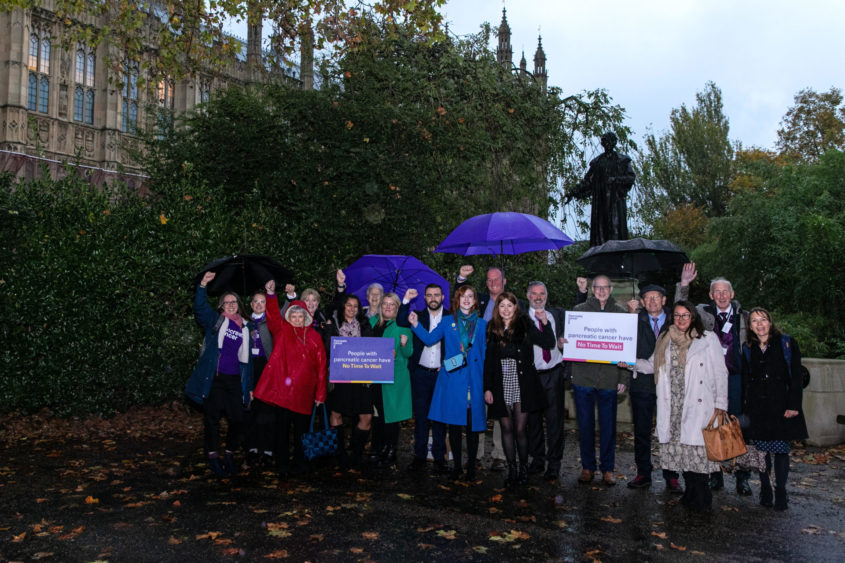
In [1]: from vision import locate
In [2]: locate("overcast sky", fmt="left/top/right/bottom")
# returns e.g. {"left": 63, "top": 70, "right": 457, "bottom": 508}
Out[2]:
{"left": 443, "top": 0, "right": 844, "bottom": 151}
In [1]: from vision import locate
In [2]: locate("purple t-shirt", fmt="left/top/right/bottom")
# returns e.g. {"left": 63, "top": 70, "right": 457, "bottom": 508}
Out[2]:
{"left": 218, "top": 320, "right": 244, "bottom": 375}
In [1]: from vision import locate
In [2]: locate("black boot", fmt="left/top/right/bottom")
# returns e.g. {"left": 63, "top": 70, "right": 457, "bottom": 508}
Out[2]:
{"left": 350, "top": 427, "right": 369, "bottom": 466}
{"left": 334, "top": 425, "right": 348, "bottom": 467}
{"left": 377, "top": 446, "right": 397, "bottom": 468}
{"left": 774, "top": 453, "right": 789, "bottom": 511}
{"left": 208, "top": 455, "right": 225, "bottom": 478}
{"left": 680, "top": 472, "right": 693, "bottom": 506}
{"left": 709, "top": 470, "right": 724, "bottom": 490}
{"left": 697, "top": 473, "right": 713, "bottom": 511}
{"left": 518, "top": 464, "right": 528, "bottom": 486}
{"left": 759, "top": 471, "right": 773, "bottom": 507}
{"left": 222, "top": 451, "right": 238, "bottom": 476}
{"left": 735, "top": 469, "right": 752, "bottom": 496}
{"left": 505, "top": 461, "right": 518, "bottom": 489}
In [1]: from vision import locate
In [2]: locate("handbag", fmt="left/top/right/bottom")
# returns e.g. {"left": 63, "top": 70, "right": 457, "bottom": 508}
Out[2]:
{"left": 702, "top": 411, "right": 747, "bottom": 462}
{"left": 723, "top": 443, "right": 767, "bottom": 473}
{"left": 301, "top": 403, "right": 338, "bottom": 461}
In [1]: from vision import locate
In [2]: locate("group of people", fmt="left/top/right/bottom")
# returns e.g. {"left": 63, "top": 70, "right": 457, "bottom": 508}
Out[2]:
{"left": 185, "top": 261, "right": 808, "bottom": 512}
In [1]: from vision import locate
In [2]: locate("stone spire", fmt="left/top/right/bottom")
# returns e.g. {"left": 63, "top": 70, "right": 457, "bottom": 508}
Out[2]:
{"left": 519, "top": 51, "right": 527, "bottom": 74}
{"left": 246, "top": 0, "right": 263, "bottom": 79}
{"left": 496, "top": 8, "right": 512, "bottom": 69}
{"left": 533, "top": 35, "right": 547, "bottom": 89}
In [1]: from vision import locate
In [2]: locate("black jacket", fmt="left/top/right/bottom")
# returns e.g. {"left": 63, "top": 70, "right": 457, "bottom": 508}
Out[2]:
{"left": 397, "top": 302, "right": 450, "bottom": 371}
{"left": 484, "top": 314, "right": 555, "bottom": 417}
{"left": 741, "top": 336, "right": 808, "bottom": 442}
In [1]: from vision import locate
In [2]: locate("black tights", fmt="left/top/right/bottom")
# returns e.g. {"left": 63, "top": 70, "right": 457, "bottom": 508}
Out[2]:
{"left": 448, "top": 409, "right": 480, "bottom": 469}
{"left": 499, "top": 402, "right": 528, "bottom": 465}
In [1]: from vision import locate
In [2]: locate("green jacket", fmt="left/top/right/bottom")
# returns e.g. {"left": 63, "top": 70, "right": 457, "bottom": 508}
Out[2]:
{"left": 370, "top": 317, "right": 413, "bottom": 424}
{"left": 571, "top": 295, "right": 631, "bottom": 390}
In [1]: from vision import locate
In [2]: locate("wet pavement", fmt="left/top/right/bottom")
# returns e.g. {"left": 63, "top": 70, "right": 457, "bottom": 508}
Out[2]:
{"left": 1, "top": 407, "right": 844, "bottom": 562}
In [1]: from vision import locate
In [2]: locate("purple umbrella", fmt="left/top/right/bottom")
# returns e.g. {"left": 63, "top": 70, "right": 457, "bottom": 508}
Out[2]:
{"left": 434, "top": 212, "right": 574, "bottom": 256}
{"left": 343, "top": 255, "right": 450, "bottom": 309}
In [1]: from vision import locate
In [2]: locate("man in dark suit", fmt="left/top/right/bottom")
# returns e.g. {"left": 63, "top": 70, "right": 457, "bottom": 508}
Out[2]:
{"left": 625, "top": 284, "right": 681, "bottom": 492}
{"left": 524, "top": 281, "right": 568, "bottom": 481}
{"left": 397, "top": 284, "right": 449, "bottom": 473}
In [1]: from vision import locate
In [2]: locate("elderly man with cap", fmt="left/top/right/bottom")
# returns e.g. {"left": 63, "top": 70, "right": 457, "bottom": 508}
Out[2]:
{"left": 625, "top": 284, "right": 682, "bottom": 492}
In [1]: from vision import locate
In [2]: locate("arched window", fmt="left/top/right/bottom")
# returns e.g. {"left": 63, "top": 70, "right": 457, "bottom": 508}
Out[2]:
{"left": 122, "top": 60, "right": 139, "bottom": 133}
{"left": 74, "top": 44, "right": 96, "bottom": 124}
{"left": 27, "top": 28, "right": 51, "bottom": 114}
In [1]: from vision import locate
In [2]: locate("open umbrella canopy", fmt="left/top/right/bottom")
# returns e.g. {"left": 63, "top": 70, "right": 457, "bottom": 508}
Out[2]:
{"left": 343, "top": 255, "right": 450, "bottom": 309}
{"left": 194, "top": 254, "right": 294, "bottom": 297}
{"left": 576, "top": 238, "right": 688, "bottom": 278}
{"left": 435, "top": 212, "right": 574, "bottom": 256}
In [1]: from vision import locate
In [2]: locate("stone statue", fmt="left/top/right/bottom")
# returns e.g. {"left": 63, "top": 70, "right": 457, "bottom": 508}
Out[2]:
{"left": 566, "top": 132, "right": 635, "bottom": 247}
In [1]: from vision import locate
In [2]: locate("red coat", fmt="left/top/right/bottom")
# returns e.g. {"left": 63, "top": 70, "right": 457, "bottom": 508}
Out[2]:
{"left": 254, "top": 296, "right": 327, "bottom": 415}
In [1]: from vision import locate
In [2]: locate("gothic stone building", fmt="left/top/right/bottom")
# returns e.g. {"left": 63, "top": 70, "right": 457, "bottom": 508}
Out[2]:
{"left": 0, "top": 1, "right": 277, "bottom": 187}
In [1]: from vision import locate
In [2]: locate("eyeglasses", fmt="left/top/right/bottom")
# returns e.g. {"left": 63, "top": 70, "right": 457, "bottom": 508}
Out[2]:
{"left": 592, "top": 285, "right": 611, "bottom": 291}
{"left": 673, "top": 313, "right": 691, "bottom": 320}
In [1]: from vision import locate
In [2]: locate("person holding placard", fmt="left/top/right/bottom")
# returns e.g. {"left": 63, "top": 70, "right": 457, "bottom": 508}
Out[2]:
{"left": 484, "top": 292, "right": 556, "bottom": 488}
{"left": 570, "top": 275, "right": 629, "bottom": 486}
{"left": 409, "top": 285, "right": 488, "bottom": 481}
{"left": 325, "top": 286, "right": 376, "bottom": 466}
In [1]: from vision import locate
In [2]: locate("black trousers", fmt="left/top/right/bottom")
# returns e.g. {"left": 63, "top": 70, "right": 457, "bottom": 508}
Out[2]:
{"left": 274, "top": 406, "right": 309, "bottom": 469}
{"left": 629, "top": 388, "right": 679, "bottom": 481}
{"left": 527, "top": 364, "right": 566, "bottom": 472}
{"left": 203, "top": 372, "right": 244, "bottom": 454}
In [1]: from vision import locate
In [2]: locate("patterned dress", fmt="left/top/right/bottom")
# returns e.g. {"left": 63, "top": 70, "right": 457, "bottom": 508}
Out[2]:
{"left": 659, "top": 343, "right": 720, "bottom": 473}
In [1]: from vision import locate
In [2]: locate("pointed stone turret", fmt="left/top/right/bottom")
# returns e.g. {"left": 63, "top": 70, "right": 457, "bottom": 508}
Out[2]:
{"left": 246, "top": 0, "right": 263, "bottom": 80}
{"left": 496, "top": 8, "right": 512, "bottom": 69}
{"left": 519, "top": 51, "right": 527, "bottom": 74}
{"left": 533, "top": 35, "right": 547, "bottom": 90}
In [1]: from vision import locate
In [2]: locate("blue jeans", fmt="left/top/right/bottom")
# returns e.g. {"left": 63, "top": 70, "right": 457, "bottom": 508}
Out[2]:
{"left": 411, "top": 366, "right": 447, "bottom": 461}
{"left": 573, "top": 384, "right": 617, "bottom": 473}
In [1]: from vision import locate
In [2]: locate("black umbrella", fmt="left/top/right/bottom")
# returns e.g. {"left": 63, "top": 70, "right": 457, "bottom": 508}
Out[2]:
{"left": 576, "top": 238, "right": 688, "bottom": 278}
{"left": 194, "top": 254, "right": 294, "bottom": 297}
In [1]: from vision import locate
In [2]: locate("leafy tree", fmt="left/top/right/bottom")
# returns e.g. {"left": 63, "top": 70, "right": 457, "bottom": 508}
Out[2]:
{"left": 0, "top": 0, "right": 445, "bottom": 82}
{"left": 144, "top": 20, "right": 629, "bottom": 284}
{"left": 776, "top": 87, "right": 845, "bottom": 162}
{"left": 633, "top": 81, "right": 734, "bottom": 230}
{"left": 693, "top": 150, "right": 845, "bottom": 357}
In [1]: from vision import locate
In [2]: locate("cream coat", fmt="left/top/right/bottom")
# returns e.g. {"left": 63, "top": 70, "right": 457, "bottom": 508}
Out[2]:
{"left": 635, "top": 331, "right": 727, "bottom": 446}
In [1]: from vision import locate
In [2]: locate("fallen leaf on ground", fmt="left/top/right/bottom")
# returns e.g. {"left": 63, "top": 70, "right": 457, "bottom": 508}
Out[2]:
{"left": 12, "top": 532, "right": 26, "bottom": 543}
{"left": 362, "top": 531, "right": 379, "bottom": 540}
{"left": 651, "top": 531, "right": 667, "bottom": 539}
{"left": 670, "top": 543, "right": 687, "bottom": 551}
{"left": 84, "top": 496, "right": 99, "bottom": 504}
{"left": 396, "top": 493, "right": 413, "bottom": 500}
{"left": 196, "top": 531, "right": 222, "bottom": 540}
{"left": 264, "top": 550, "right": 289, "bottom": 558}
{"left": 802, "top": 526, "right": 821, "bottom": 535}
{"left": 417, "top": 543, "right": 434, "bottom": 549}
{"left": 168, "top": 537, "right": 182, "bottom": 545}
{"left": 555, "top": 520, "right": 568, "bottom": 528}
{"left": 473, "top": 546, "right": 489, "bottom": 554}
{"left": 490, "top": 494, "right": 503, "bottom": 503}
{"left": 349, "top": 547, "right": 364, "bottom": 554}
{"left": 436, "top": 529, "right": 457, "bottom": 540}
{"left": 720, "top": 506, "right": 739, "bottom": 512}
{"left": 601, "top": 515, "right": 622, "bottom": 524}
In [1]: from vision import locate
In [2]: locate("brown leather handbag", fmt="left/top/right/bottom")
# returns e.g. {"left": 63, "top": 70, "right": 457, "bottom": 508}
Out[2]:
{"left": 702, "top": 411, "right": 747, "bottom": 461}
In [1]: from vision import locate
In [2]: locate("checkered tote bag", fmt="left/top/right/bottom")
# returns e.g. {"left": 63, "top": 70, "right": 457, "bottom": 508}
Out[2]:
{"left": 301, "top": 403, "right": 338, "bottom": 461}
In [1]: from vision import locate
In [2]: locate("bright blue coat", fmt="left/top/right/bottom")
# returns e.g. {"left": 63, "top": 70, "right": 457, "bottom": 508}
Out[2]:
{"left": 411, "top": 315, "right": 487, "bottom": 431}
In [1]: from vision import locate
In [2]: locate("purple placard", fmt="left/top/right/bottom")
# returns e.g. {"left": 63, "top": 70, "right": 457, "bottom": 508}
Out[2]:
{"left": 329, "top": 336, "right": 395, "bottom": 384}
